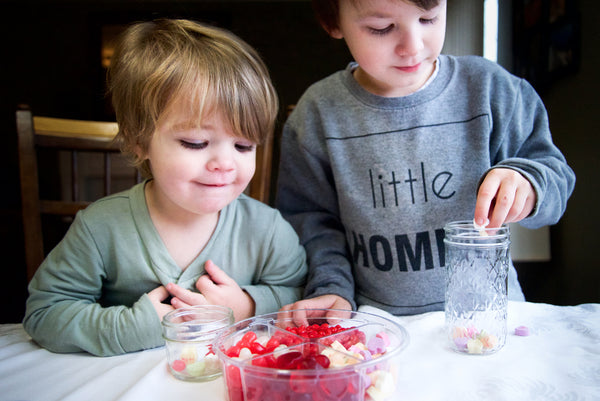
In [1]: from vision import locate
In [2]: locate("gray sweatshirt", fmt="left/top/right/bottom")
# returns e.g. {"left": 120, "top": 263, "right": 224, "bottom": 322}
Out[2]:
{"left": 276, "top": 55, "right": 575, "bottom": 315}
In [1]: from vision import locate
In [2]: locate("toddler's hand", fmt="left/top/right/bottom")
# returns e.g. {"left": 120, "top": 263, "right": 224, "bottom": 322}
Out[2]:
{"left": 147, "top": 285, "right": 175, "bottom": 321}
{"left": 166, "top": 260, "right": 255, "bottom": 322}
{"left": 474, "top": 168, "right": 536, "bottom": 228}
{"left": 279, "top": 294, "right": 352, "bottom": 326}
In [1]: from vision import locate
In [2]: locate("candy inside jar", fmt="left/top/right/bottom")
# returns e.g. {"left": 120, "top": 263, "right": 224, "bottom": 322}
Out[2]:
{"left": 162, "top": 305, "right": 234, "bottom": 381}
{"left": 214, "top": 309, "right": 409, "bottom": 401}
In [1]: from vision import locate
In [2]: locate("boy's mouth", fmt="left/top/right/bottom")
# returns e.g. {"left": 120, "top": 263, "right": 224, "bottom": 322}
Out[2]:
{"left": 395, "top": 63, "right": 421, "bottom": 73}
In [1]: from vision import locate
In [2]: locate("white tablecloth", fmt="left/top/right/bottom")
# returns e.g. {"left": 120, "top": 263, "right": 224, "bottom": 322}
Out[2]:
{"left": 1, "top": 301, "right": 599, "bottom": 401}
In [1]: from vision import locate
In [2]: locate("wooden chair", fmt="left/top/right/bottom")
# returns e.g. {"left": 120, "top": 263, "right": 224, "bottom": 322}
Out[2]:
{"left": 16, "top": 107, "right": 275, "bottom": 281}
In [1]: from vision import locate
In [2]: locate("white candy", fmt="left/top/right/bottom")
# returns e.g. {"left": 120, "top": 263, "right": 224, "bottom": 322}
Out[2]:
{"left": 238, "top": 347, "right": 253, "bottom": 360}
{"left": 473, "top": 218, "right": 489, "bottom": 236}
{"left": 366, "top": 370, "right": 396, "bottom": 401}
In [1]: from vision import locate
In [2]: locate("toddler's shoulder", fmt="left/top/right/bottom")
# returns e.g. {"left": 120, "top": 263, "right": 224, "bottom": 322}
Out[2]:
{"left": 231, "top": 194, "right": 284, "bottom": 225}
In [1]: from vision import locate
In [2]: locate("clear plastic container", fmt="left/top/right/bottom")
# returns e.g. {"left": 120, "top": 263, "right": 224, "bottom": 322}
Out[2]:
{"left": 213, "top": 309, "right": 409, "bottom": 401}
{"left": 444, "top": 220, "right": 510, "bottom": 355}
{"left": 162, "top": 305, "right": 234, "bottom": 381}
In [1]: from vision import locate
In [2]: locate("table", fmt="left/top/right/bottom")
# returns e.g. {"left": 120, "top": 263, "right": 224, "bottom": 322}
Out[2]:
{"left": 1, "top": 301, "right": 599, "bottom": 401}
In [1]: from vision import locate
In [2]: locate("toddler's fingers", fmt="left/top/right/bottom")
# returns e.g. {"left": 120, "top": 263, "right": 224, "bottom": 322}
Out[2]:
{"left": 147, "top": 285, "right": 169, "bottom": 302}
{"left": 203, "top": 260, "right": 236, "bottom": 286}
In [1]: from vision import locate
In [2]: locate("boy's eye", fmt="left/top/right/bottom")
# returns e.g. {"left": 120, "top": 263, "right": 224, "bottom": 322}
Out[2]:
{"left": 420, "top": 16, "right": 438, "bottom": 25}
{"left": 235, "top": 143, "right": 255, "bottom": 152}
{"left": 368, "top": 24, "right": 394, "bottom": 35}
{"left": 180, "top": 140, "right": 208, "bottom": 150}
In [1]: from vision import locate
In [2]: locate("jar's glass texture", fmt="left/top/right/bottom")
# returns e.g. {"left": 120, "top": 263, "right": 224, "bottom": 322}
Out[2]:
{"left": 162, "top": 305, "right": 234, "bottom": 381}
{"left": 444, "top": 221, "right": 510, "bottom": 355}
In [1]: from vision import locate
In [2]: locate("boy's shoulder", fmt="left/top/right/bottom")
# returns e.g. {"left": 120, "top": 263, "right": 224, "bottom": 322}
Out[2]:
{"left": 444, "top": 54, "right": 515, "bottom": 79}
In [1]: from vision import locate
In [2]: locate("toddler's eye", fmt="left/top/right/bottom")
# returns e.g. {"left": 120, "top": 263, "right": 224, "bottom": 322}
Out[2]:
{"left": 180, "top": 140, "right": 208, "bottom": 150}
{"left": 235, "top": 143, "right": 255, "bottom": 152}
{"left": 368, "top": 24, "right": 394, "bottom": 35}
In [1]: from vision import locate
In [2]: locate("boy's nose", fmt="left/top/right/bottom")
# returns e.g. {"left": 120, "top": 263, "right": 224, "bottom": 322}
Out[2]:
{"left": 395, "top": 29, "right": 422, "bottom": 57}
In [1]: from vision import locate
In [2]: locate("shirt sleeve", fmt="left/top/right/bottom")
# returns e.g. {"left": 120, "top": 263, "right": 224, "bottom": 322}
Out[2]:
{"left": 22, "top": 213, "right": 164, "bottom": 357}
{"left": 489, "top": 78, "right": 575, "bottom": 229}
{"left": 275, "top": 103, "right": 357, "bottom": 309}
{"left": 241, "top": 211, "right": 308, "bottom": 315}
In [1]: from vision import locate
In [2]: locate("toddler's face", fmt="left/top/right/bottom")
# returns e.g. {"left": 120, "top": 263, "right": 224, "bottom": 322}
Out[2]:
{"left": 331, "top": 0, "right": 446, "bottom": 97}
{"left": 142, "top": 101, "right": 256, "bottom": 218}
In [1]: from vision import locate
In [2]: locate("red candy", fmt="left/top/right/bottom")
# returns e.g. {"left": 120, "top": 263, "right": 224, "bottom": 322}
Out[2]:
{"left": 222, "top": 324, "right": 379, "bottom": 401}
{"left": 171, "top": 359, "right": 186, "bottom": 372}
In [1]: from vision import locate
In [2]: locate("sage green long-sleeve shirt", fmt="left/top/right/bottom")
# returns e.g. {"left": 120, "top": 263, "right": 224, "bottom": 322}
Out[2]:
{"left": 24, "top": 181, "right": 307, "bottom": 356}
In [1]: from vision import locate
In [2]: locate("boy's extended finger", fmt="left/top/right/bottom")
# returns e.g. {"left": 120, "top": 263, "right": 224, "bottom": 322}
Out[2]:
{"left": 488, "top": 184, "right": 515, "bottom": 228}
{"left": 474, "top": 178, "right": 499, "bottom": 226}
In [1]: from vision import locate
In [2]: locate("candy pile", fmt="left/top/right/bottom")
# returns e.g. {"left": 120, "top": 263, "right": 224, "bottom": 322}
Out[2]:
{"left": 451, "top": 325, "right": 499, "bottom": 354}
{"left": 168, "top": 344, "right": 221, "bottom": 380}
{"left": 221, "top": 323, "right": 397, "bottom": 401}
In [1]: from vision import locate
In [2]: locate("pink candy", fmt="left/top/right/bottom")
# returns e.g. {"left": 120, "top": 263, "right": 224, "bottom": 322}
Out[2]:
{"left": 367, "top": 336, "right": 386, "bottom": 354}
{"left": 514, "top": 325, "right": 530, "bottom": 336}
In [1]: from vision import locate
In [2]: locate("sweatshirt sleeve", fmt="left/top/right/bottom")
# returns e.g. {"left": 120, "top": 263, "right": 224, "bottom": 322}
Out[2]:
{"left": 23, "top": 214, "right": 164, "bottom": 357}
{"left": 241, "top": 211, "right": 308, "bottom": 315}
{"left": 275, "top": 103, "right": 357, "bottom": 309}
{"left": 489, "top": 77, "right": 575, "bottom": 229}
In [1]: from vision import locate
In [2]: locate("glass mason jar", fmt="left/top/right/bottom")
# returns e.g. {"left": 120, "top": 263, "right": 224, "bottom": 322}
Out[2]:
{"left": 162, "top": 305, "right": 234, "bottom": 381}
{"left": 444, "top": 221, "right": 510, "bottom": 355}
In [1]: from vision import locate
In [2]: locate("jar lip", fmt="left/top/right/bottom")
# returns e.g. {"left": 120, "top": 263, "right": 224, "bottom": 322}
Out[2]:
{"left": 443, "top": 220, "right": 510, "bottom": 244}
{"left": 162, "top": 305, "right": 234, "bottom": 329}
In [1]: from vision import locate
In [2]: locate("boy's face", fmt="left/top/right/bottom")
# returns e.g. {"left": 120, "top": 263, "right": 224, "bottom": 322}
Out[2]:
{"left": 141, "top": 100, "right": 256, "bottom": 218}
{"left": 330, "top": 0, "right": 446, "bottom": 97}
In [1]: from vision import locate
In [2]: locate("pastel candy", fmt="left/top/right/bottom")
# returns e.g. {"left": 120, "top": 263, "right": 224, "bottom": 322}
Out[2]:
{"left": 467, "top": 338, "right": 483, "bottom": 354}
{"left": 515, "top": 325, "right": 530, "bottom": 336}
{"left": 453, "top": 337, "right": 468, "bottom": 350}
{"left": 186, "top": 360, "right": 206, "bottom": 376}
{"left": 376, "top": 331, "right": 391, "bottom": 347}
{"left": 359, "top": 349, "right": 373, "bottom": 361}
{"left": 180, "top": 346, "right": 197, "bottom": 364}
{"left": 367, "top": 336, "right": 386, "bottom": 354}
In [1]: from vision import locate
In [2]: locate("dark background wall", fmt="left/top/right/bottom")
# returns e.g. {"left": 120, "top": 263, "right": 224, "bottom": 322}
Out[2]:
{"left": 1, "top": 0, "right": 597, "bottom": 323}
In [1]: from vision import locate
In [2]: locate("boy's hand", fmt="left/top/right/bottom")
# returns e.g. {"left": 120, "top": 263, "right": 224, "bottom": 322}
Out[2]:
{"left": 474, "top": 168, "right": 536, "bottom": 228}
{"left": 147, "top": 285, "right": 175, "bottom": 321}
{"left": 166, "top": 260, "right": 255, "bottom": 322}
{"left": 279, "top": 294, "right": 352, "bottom": 326}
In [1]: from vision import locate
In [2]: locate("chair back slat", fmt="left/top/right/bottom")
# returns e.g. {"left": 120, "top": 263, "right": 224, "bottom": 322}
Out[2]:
{"left": 17, "top": 107, "right": 136, "bottom": 282}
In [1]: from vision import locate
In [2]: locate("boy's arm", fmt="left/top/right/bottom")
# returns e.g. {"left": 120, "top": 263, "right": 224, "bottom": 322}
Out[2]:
{"left": 23, "top": 215, "right": 164, "bottom": 356}
{"left": 276, "top": 117, "right": 357, "bottom": 310}
{"left": 488, "top": 78, "right": 575, "bottom": 229}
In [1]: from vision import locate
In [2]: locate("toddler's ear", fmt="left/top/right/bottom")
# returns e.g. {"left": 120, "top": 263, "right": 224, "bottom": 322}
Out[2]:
{"left": 134, "top": 144, "right": 148, "bottom": 160}
{"left": 328, "top": 27, "right": 344, "bottom": 39}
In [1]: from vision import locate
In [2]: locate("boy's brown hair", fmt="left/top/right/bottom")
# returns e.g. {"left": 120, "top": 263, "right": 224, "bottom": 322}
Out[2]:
{"left": 107, "top": 19, "right": 278, "bottom": 178}
{"left": 312, "top": 0, "right": 441, "bottom": 34}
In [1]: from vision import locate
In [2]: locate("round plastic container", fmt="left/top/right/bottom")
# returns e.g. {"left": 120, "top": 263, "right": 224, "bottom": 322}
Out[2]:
{"left": 162, "top": 305, "right": 234, "bottom": 381}
{"left": 214, "top": 309, "right": 409, "bottom": 401}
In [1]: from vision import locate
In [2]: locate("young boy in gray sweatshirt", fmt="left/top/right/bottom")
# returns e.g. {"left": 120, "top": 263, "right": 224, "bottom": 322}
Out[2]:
{"left": 277, "top": 0, "right": 575, "bottom": 318}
